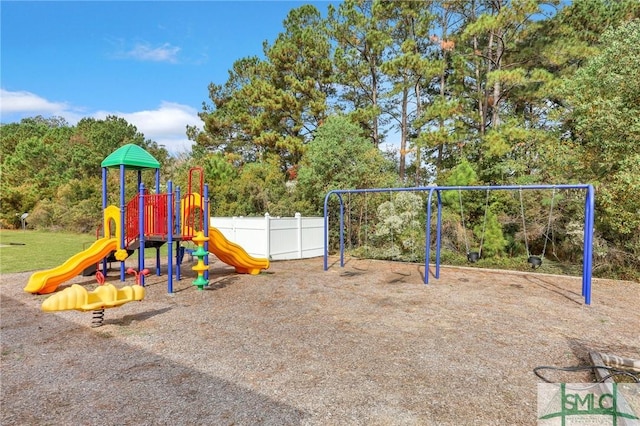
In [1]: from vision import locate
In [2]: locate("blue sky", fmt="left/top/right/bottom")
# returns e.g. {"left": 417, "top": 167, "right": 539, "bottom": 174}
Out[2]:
{"left": 1, "top": 1, "right": 335, "bottom": 153}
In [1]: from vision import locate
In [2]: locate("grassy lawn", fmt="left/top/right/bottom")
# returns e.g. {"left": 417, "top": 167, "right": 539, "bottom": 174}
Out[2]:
{"left": 0, "top": 230, "right": 170, "bottom": 274}
{"left": 0, "top": 230, "right": 96, "bottom": 274}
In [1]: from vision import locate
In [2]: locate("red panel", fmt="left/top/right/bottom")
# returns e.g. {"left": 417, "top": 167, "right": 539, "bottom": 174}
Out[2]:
{"left": 125, "top": 195, "right": 140, "bottom": 247}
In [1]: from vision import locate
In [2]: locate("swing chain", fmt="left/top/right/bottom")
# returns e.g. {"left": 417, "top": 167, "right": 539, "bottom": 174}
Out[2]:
{"left": 389, "top": 190, "right": 394, "bottom": 260}
{"left": 519, "top": 187, "right": 531, "bottom": 257}
{"left": 541, "top": 187, "right": 556, "bottom": 259}
{"left": 478, "top": 189, "right": 490, "bottom": 258}
{"left": 364, "top": 191, "right": 368, "bottom": 257}
{"left": 458, "top": 189, "right": 471, "bottom": 254}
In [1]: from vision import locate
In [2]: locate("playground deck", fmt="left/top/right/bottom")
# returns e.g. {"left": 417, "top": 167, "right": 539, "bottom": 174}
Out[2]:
{"left": 1, "top": 256, "right": 638, "bottom": 424}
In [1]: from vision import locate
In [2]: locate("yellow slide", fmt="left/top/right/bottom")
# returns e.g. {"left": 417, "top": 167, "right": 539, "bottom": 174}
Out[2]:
{"left": 24, "top": 238, "right": 118, "bottom": 295}
{"left": 208, "top": 227, "right": 269, "bottom": 275}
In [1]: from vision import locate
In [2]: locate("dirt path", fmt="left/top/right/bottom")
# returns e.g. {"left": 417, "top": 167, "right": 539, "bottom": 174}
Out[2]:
{"left": 1, "top": 257, "right": 638, "bottom": 425}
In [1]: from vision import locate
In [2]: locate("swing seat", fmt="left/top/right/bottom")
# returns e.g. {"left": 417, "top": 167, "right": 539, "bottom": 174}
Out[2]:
{"left": 467, "top": 252, "right": 480, "bottom": 263}
{"left": 528, "top": 256, "right": 543, "bottom": 269}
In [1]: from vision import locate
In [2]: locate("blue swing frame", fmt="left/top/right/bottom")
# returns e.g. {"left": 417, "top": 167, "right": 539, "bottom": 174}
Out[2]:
{"left": 323, "top": 184, "right": 596, "bottom": 305}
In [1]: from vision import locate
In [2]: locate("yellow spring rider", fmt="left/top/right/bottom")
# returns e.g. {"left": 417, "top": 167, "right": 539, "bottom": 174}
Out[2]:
{"left": 41, "top": 268, "right": 147, "bottom": 326}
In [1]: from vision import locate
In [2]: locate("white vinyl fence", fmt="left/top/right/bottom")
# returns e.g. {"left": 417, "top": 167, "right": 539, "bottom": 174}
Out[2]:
{"left": 210, "top": 213, "right": 324, "bottom": 260}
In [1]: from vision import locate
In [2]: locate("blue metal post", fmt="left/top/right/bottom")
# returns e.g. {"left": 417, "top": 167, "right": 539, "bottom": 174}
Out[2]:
{"left": 435, "top": 190, "right": 443, "bottom": 279}
{"left": 583, "top": 185, "right": 595, "bottom": 305}
{"left": 323, "top": 191, "right": 332, "bottom": 271}
{"left": 155, "top": 247, "right": 161, "bottom": 276}
{"left": 138, "top": 183, "right": 145, "bottom": 286}
{"left": 425, "top": 189, "right": 435, "bottom": 284}
{"left": 175, "top": 186, "right": 181, "bottom": 281}
{"left": 120, "top": 164, "right": 126, "bottom": 282}
{"left": 167, "top": 180, "right": 173, "bottom": 293}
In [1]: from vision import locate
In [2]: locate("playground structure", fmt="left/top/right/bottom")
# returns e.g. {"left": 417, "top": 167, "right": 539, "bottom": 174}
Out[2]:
{"left": 323, "top": 184, "right": 595, "bottom": 305}
{"left": 24, "top": 144, "right": 270, "bottom": 299}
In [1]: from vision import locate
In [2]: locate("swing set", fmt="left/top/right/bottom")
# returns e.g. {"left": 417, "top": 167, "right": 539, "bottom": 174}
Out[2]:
{"left": 323, "top": 184, "right": 595, "bottom": 305}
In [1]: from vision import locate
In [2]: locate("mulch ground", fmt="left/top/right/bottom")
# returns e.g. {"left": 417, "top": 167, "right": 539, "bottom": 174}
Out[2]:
{"left": 1, "top": 256, "right": 638, "bottom": 425}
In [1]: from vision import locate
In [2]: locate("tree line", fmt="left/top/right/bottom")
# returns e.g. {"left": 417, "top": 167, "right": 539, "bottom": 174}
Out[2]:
{"left": 1, "top": 116, "right": 170, "bottom": 231}
{"left": 1, "top": 0, "right": 638, "bottom": 279}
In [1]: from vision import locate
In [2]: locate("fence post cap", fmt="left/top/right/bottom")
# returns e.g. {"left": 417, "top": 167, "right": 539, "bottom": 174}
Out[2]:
{"left": 295, "top": 212, "right": 301, "bottom": 218}
{"left": 264, "top": 212, "right": 270, "bottom": 217}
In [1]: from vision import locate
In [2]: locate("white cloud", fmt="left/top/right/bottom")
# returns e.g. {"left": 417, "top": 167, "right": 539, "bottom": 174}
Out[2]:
{"left": 0, "top": 89, "right": 202, "bottom": 155}
{"left": 125, "top": 42, "right": 181, "bottom": 63}
{"left": 0, "top": 88, "right": 69, "bottom": 115}
{"left": 93, "top": 102, "right": 201, "bottom": 154}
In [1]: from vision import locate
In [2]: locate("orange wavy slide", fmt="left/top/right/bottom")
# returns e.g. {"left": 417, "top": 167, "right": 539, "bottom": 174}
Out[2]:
{"left": 24, "top": 238, "right": 118, "bottom": 295}
{"left": 208, "top": 227, "right": 269, "bottom": 275}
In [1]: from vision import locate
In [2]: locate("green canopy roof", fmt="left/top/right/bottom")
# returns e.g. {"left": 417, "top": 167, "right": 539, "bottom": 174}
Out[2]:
{"left": 101, "top": 144, "right": 160, "bottom": 170}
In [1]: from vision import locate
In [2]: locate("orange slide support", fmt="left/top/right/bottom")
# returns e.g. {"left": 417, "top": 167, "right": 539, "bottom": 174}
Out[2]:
{"left": 24, "top": 238, "right": 118, "bottom": 295}
{"left": 208, "top": 227, "right": 269, "bottom": 275}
